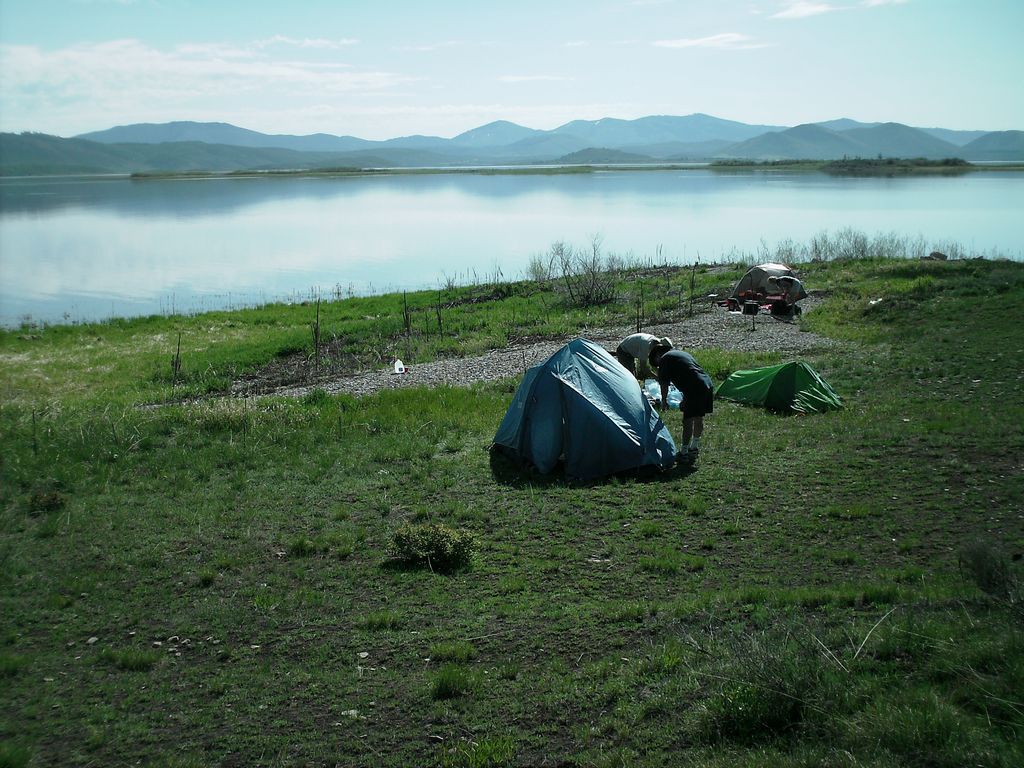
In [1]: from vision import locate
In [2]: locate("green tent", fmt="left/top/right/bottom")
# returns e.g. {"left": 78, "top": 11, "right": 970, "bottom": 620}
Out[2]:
{"left": 715, "top": 361, "right": 842, "bottom": 414}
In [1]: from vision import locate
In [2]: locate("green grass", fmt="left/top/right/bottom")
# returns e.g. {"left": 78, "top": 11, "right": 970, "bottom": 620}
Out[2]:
{"left": 1, "top": 255, "right": 1022, "bottom": 766}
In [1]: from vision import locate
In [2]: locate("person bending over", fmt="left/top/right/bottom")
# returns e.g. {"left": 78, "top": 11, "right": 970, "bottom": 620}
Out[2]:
{"left": 650, "top": 347, "right": 713, "bottom": 464}
{"left": 615, "top": 333, "right": 672, "bottom": 381}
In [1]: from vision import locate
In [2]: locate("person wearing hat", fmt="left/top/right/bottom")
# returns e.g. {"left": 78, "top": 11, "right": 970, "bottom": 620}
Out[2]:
{"left": 615, "top": 333, "right": 673, "bottom": 381}
{"left": 649, "top": 347, "right": 713, "bottom": 465}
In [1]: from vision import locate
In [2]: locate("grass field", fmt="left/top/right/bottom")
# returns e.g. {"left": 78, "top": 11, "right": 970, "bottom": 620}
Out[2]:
{"left": 1, "top": 254, "right": 1023, "bottom": 767}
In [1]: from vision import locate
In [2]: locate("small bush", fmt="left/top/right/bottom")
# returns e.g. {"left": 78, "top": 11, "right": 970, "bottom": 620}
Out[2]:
{"left": 431, "top": 663, "right": 476, "bottom": 700}
{"left": 361, "top": 611, "right": 402, "bottom": 630}
{"left": 0, "top": 742, "right": 31, "bottom": 768}
{"left": 439, "top": 735, "right": 515, "bottom": 768}
{"left": 701, "top": 681, "right": 806, "bottom": 744}
{"left": 0, "top": 652, "right": 28, "bottom": 678}
{"left": 28, "top": 490, "right": 66, "bottom": 514}
{"left": 388, "top": 522, "right": 476, "bottom": 573}
{"left": 959, "top": 540, "right": 1020, "bottom": 602}
{"left": 429, "top": 641, "right": 476, "bottom": 662}
{"left": 694, "top": 632, "right": 827, "bottom": 746}
{"left": 287, "top": 538, "right": 317, "bottom": 558}
{"left": 99, "top": 647, "right": 162, "bottom": 671}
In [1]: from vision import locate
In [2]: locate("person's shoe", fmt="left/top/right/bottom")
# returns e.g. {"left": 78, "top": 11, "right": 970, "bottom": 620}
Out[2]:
{"left": 676, "top": 449, "right": 691, "bottom": 465}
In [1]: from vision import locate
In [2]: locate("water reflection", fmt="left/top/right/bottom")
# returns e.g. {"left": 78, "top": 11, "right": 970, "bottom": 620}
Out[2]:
{"left": 1, "top": 170, "right": 1022, "bottom": 325}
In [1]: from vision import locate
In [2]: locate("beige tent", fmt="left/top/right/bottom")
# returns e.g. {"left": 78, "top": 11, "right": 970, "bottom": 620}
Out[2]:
{"left": 730, "top": 263, "right": 804, "bottom": 300}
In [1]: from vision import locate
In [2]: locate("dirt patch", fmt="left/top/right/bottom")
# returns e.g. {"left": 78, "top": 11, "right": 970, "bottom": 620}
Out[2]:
{"left": 234, "top": 297, "right": 838, "bottom": 400}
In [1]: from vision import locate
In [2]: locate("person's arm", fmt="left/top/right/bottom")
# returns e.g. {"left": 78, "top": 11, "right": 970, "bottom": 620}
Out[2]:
{"left": 659, "top": 380, "right": 669, "bottom": 411}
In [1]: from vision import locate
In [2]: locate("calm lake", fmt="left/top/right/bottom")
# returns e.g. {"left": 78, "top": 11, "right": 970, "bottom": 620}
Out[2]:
{"left": 1, "top": 169, "right": 1022, "bottom": 326}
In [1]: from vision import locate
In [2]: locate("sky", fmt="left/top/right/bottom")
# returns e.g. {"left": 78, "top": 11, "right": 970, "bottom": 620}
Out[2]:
{"left": 1, "top": 0, "right": 1022, "bottom": 140}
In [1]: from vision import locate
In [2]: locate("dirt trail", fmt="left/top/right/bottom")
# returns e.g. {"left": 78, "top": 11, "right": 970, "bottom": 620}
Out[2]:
{"left": 237, "top": 299, "right": 838, "bottom": 399}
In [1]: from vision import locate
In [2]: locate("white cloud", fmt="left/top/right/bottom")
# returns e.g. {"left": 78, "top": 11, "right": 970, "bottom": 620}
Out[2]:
{"left": 254, "top": 36, "right": 360, "bottom": 50}
{"left": 0, "top": 39, "right": 415, "bottom": 135}
{"left": 653, "top": 33, "right": 766, "bottom": 50}
{"left": 499, "top": 75, "right": 573, "bottom": 83}
{"left": 771, "top": 2, "right": 840, "bottom": 19}
{"left": 393, "top": 41, "right": 462, "bottom": 52}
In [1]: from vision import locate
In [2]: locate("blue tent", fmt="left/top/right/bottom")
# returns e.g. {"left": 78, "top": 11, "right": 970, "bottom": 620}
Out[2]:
{"left": 493, "top": 339, "right": 677, "bottom": 479}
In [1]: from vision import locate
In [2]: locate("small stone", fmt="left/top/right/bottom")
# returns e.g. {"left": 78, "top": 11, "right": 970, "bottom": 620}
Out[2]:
{"left": 86, "top": 636, "right": 98, "bottom": 645}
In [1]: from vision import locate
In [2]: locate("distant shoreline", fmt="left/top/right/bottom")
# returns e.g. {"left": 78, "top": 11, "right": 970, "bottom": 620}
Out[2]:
{"left": 125, "top": 158, "right": 1024, "bottom": 180}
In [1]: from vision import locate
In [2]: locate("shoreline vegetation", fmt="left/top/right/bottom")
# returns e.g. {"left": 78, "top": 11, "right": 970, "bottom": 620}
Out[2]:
{"left": 6, "top": 229, "right": 1014, "bottom": 333}
{"left": 2, "top": 235, "right": 1023, "bottom": 766}
{"left": 124, "top": 157, "right": 1024, "bottom": 180}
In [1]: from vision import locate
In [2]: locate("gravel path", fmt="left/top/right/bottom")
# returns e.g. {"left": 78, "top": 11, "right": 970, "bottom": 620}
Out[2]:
{"left": 258, "top": 298, "right": 838, "bottom": 399}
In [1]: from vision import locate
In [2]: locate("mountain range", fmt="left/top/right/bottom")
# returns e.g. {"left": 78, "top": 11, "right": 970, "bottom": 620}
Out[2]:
{"left": 2, "top": 114, "right": 1022, "bottom": 175}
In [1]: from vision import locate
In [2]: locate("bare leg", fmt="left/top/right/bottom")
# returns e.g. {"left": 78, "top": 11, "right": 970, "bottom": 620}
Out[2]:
{"left": 682, "top": 417, "right": 695, "bottom": 446}
{"left": 691, "top": 417, "right": 704, "bottom": 441}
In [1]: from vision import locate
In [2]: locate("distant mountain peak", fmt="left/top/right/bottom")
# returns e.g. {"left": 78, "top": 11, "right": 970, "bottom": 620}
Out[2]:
{"left": 6, "top": 113, "right": 1017, "bottom": 175}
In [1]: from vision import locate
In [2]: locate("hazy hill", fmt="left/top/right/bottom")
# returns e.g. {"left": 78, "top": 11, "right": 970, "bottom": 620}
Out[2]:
{"left": 720, "top": 122, "right": 965, "bottom": 160}
{"left": 960, "top": 130, "right": 1024, "bottom": 160}
{"left": 629, "top": 139, "right": 734, "bottom": 160}
{"left": 4, "top": 114, "right": 1020, "bottom": 175}
{"left": 919, "top": 127, "right": 990, "bottom": 146}
{"left": 815, "top": 118, "right": 880, "bottom": 132}
{"left": 719, "top": 124, "right": 866, "bottom": 160}
{"left": 841, "top": 122, "right": 960, "bottom": 159}
{"left": 451, "top": 120, "right": 542, "bottom": 147}
{"left": 77, "top": 121, "right": 374, "bottom": 153}
{"left": 552, "top": 148, "right": 656, "bottom": 164}
{"left": 814, "top": 119, "right": 986, "bottom": 146}
{"left": 551, "top": 113, "right": 782, "bottom": 146}
{"left": 0, "top": 132, "right": 354, "bottom": 175}
{"left": 494, "top": 133, "right": 592, "bottom": 159}
{"left": 0, "top": 132, "right": 145, "bottom": 174}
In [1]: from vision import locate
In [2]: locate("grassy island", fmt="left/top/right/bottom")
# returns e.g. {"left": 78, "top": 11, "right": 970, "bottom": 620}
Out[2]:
{"left": 2, "top": 238, "right": 1023, "bottom": 767}
{"left": 712, "top": 157, "right": 1024, "bottom": 174}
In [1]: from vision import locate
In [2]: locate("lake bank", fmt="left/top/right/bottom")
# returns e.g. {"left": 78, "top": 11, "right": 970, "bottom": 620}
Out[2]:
{"left": 124, "top": 157, "right": 1024, "bottom": 180}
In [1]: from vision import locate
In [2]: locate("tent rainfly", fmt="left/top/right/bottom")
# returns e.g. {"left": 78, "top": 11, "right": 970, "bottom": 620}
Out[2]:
{"left": 715, "top": 361, "right": 843, "bottom": 414}
{"left": 492, "top": 339, "right": 676, "bottom": 479}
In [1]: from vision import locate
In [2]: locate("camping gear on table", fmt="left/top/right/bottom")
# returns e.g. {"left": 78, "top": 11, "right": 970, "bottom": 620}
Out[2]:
{"left": 723, "top": 263, "right": 807, "bottom": 313}
{"left": 715, "top": 361, "right": 842, "bottom": 414}
{"left": 492, "top": 339, "right": 676, "bottom": 479}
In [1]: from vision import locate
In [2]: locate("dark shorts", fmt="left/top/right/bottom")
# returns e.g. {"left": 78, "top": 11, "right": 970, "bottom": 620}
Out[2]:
{"left": 682, "top": 385, "right": 714, "bottom": 419}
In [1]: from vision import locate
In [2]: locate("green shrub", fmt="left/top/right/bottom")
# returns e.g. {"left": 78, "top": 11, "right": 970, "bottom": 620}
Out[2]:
{"left": 0, "top": 653, "right": 28, "bottom": 678}
{"left": 431, "top": 663, "right": 476, "bottom": 700}
{"left": 388, "top": 522, "right": 476, "bottom": 573}
{"left": 429, "top": 641, "right": 476, "bottom": 662}
{"left": 439, "top": 735, "right": 515, "bottom": 768}
{"left": 959, "top": 540, "right": 1020, "bottom": 602}
{"left": 361, "top": 610, "right": 402, "bottom": 630}
{"left": 28, "top": 489, "right": 66, "bottom": 514}
{"left": 99, "top": 647, "right": 162, "bottom": 671}
{"left": 695, "top": 633, "right": 827, "bottom": 746}
{"left": 0, "top": 742, "right": 31, "bottom": 768}
{"left": 700, "top": 681, "right": 806, "bottom": 744}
